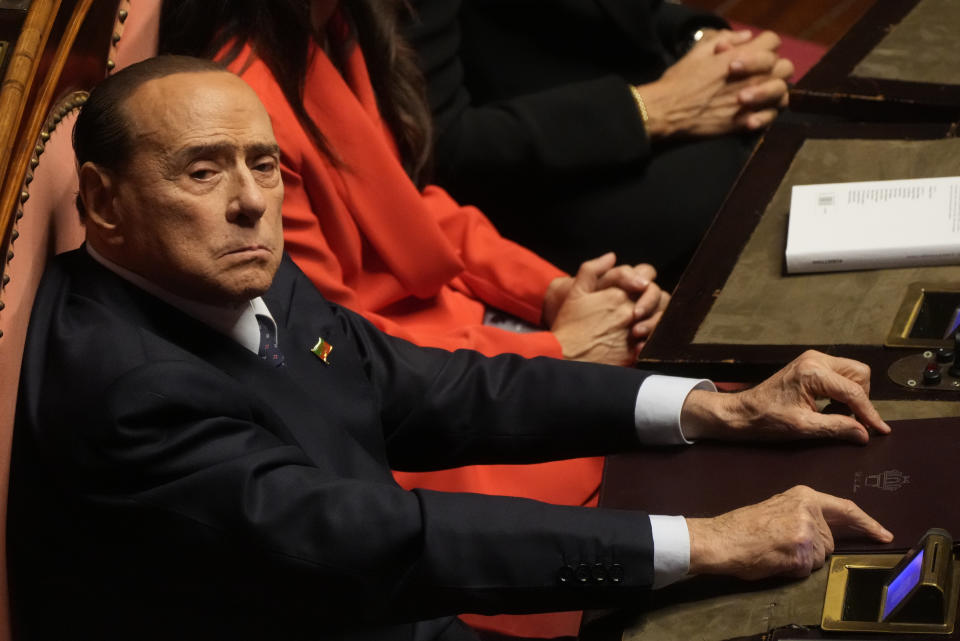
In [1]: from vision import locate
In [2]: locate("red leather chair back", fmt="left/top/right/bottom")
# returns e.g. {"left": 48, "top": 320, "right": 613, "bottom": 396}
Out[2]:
{"left": 0, "top": 1, "right": 160, "bottom": 636}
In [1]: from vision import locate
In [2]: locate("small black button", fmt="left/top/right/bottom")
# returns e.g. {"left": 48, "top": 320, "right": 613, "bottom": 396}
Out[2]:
{"left": 575, "top": 562, "right": 591, "bottom": 584}
{"left": 557, "top": 565, "right": 575, "bottom": 584}
{"left": 591, "top": 563, "right": 608, "bottom": 583}
{"left": 923, "top": 362, "right": 942, "bottom": 385}
{"left": 936, "top": 348, "right": 954, "bottom": 363}
{"left": 608, "top": 563, "right": 624, "bottom": 584}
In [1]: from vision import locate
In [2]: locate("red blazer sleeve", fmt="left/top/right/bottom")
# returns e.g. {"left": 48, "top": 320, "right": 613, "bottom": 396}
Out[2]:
{"left": 421, "top": 185, "right": 566, "bottom": 324}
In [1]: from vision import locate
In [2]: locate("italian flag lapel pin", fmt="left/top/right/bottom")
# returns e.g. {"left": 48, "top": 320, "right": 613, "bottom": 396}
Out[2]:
{"left": 310, "top": 337, "right": 333, "bottom": 364}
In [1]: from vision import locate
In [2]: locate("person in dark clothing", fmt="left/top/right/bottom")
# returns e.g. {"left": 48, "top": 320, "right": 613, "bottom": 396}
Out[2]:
{"left": 405, "top": 0, "right": 793, "bottom": 289}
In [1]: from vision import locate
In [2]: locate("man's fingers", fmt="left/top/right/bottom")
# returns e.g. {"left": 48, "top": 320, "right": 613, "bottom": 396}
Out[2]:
{"left": 804, "top": 412, "right": 870, "bottom": 444}
{"left": 818, "top": 493, "right": 894, "bottom": 543}
{"left": 811, "top": 352, "right": 872, "bottom": 388}
{"left": 807, "top": 367, "right": 891, "bottom": 435}
{"left": 572, "top": 252, "right": 617, "bottom": 293}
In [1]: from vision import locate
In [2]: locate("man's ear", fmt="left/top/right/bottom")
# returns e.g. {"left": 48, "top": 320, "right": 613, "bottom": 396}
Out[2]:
{"left": 78, "top": 162, "right": 123, "bottom": 244}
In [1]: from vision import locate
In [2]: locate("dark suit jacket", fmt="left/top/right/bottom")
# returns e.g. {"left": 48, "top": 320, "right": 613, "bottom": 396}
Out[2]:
{"left": 9, "top": 249, "right": 658, "bottom": 641}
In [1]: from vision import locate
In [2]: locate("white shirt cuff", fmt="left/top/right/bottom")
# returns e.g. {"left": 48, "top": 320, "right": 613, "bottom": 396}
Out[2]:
{"left": 634, "top": 375, "right": 716, "bottom": 445}
{"left": 649, "top": 514, "right": 690, "bottom": 589}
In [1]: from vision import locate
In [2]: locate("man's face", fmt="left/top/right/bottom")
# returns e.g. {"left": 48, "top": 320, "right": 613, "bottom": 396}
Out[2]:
{"left": 105, "top": 71, "right": 284, "bottom": 307}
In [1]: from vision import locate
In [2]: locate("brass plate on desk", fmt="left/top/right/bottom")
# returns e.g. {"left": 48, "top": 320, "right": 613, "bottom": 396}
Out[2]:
{"left": 822, "top": 553, "right": 960, "bottom": 634}
{"left": 886, "top": 283, "right": 960, "bottom": 348}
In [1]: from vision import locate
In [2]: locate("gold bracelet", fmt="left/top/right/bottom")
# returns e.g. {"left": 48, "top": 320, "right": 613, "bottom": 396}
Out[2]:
{"left": 629, "top": 85, "right": 649, "bottom": 127}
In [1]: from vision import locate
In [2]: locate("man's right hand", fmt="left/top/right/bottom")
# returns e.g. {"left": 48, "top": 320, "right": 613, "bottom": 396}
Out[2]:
{"left": 680, "top": 350, "right": 891, "bottom": 444}
{"left": 687, "top": 485, "right": 893, "bottom": 580}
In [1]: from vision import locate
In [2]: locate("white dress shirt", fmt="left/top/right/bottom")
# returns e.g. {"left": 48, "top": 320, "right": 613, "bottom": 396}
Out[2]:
{"left": 87, "top": 245, "right": 711, "bottom": 588}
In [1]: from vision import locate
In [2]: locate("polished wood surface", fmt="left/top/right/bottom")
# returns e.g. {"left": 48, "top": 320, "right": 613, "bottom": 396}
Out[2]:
{"left": 683, "top": 0, "right": 878, "bottom": 46}
{"left": 0, "top": 0, "right": 57, "bottom": 203}
{"left": 0, "top": 0, "right": 118, "bottom": 292}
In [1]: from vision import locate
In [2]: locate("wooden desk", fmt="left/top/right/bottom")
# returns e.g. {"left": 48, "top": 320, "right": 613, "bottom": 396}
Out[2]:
{"left": 637, "top": 120, "right": 960, "bottom": 400}
{"left": 583, "top": 410, "right": 960, "bottom": 641}
{"left": 791, "top": 0, "right": 960, "bottom": 123}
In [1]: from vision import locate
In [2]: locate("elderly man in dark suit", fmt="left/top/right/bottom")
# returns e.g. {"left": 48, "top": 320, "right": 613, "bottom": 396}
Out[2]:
{"left": 9, "top": 56, "right": 889, "bottom": 641}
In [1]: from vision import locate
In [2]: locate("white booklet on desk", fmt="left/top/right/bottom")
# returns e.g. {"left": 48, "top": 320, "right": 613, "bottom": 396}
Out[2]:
{"left": 785, "top": 176, "right": 960, "bottom": 274}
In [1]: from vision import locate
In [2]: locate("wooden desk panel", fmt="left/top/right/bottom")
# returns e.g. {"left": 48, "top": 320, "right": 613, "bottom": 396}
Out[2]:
{"left": 791, "top": 0, "right": 960, "bottom": 123}
{"left": 584, "top": 408, "right": 960, "bottom": 641}
{"left": 637, "top": 121, "right": 957, "bottom": 399}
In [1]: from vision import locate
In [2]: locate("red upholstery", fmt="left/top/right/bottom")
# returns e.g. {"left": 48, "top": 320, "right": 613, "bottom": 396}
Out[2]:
{"left": 729, "top": 21, "right": 827, "bottom": 82}
{"left": 0, "top": 1, "right": 160, "bottom": 637}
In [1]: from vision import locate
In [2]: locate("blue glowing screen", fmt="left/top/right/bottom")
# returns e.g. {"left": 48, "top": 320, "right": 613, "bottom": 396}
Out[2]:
{"left": 883, "top": 549, "right": 924, "bottom": 620}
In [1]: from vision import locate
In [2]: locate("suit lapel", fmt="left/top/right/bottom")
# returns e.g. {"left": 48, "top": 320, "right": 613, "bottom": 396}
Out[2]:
{"left": 74, "top": 251, "right": 389, "bottom": 474}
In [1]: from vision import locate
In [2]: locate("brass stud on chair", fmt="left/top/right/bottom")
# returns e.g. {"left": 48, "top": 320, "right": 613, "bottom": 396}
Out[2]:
{"left": 30, "top": 157, "right": 39, "bottom": 169}
{"left": 118, "top": 9, "right": 128, "bottom": 22}
{"left": 15, "top": 209, "right": 24, "bottom": 220}
{"left": 3, "top": 274, "right": 10, "bottom": 286}
{"left": 6, "top": 251, "right": 13, "bottom": 263}
{"left": 0, "top": 300, "right": 5, "bottom": 311}
{"left": 35, "top": 143, "right": 44, "bottom": 156}
{"left": 40, "top": 130, "right": 50, "bottom": 142}
{"left": 11, "top": 229, "right": 18, "bottom": 242}
{"left": 25, "top": 172, "right": 33, "bottom": 185}
{"left": 106, "top": 59, "right": 116, "bottom": 71}
{"left": 112, "top": 32, "right": 122, "bottom": 44}
{"left": 20, "top": 190, "right": 29, "bottom": 204}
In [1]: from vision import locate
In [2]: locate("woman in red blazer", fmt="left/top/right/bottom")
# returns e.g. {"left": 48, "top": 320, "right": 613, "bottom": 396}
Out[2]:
{"left": 159, "top": 0, "right": 667, "bottom": 518}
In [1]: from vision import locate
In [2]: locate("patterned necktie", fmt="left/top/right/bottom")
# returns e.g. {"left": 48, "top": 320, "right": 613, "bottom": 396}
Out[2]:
{"left": 256, "top": 314, "right": 285, "bottom": 368}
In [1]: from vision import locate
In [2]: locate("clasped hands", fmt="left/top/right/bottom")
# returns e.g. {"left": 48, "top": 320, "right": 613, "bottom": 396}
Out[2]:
{"left": 639, "top": 28, "right": 794, "bottom": 139}
{"left": 543, "top": 252, "right": 669, "bottom": 365}
{"left": 682, "top": 351, "right": 894, "bottom": 581}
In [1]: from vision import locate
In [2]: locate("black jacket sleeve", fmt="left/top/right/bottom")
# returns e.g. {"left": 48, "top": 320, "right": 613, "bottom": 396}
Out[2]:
{"left": 407, "top": 0, "right": 726, "bottom": 191}
{"left": 59, "top": 360, "right": 656, "bottom": 621}
{"left": 409, "top": 0, "right": 651, "bottom": 189}
{"left": 332, "top": 305, "right": 650, "bottom": 471}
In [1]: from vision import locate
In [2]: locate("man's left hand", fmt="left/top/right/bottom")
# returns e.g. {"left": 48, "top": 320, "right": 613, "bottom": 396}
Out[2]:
{"left": 681, "top": 350, "right": 892, "bottom": 443}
